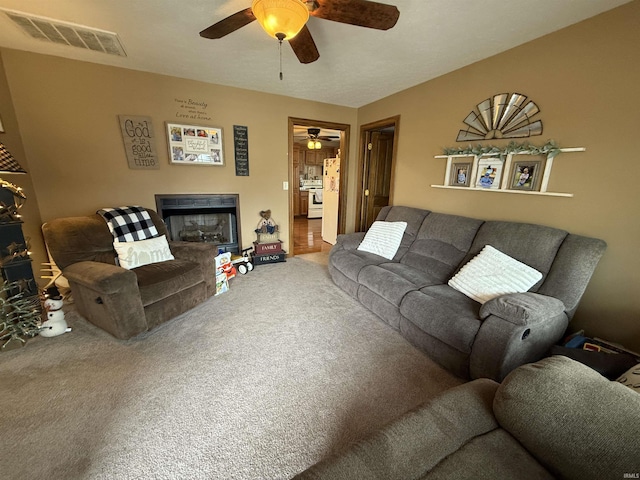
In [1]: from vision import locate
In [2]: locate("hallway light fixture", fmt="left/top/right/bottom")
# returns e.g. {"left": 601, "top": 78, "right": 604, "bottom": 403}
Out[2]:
{"left": 252, "top": 0, "right": 309, "bottom": 41}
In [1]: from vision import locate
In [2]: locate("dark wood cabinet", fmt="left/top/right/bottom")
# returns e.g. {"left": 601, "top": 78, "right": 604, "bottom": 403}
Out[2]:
{"left": 300, "top": 191, "right": 309, "bottom": 216}
{"left": 0, "top": 189, "right": 37, "bottom": 295}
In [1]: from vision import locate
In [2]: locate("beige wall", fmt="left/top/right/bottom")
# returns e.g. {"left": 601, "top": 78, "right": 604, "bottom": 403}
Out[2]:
{"left": 359, "top": 1, "right": 640, "bottom": 351}
{"left": 0, "top": 49, "right": 357, "bottom": 262}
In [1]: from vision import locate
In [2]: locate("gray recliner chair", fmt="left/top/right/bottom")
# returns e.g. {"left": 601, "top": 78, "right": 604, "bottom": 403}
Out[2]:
{"left": 42, "top": 209, "right": 217, "bottom": 339}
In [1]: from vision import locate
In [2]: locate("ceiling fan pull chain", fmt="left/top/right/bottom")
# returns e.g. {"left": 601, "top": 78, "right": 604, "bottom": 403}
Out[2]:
{"left": 279, "top": 40, "right": 283, "bottom": 80}
{"left": 276, "top": 33, "right": 285, "bottom": 80}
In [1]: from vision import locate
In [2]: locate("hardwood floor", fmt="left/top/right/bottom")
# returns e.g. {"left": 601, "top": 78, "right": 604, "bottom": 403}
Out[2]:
{"left": 293, "top": 216, "right": 333, "bottom": 255}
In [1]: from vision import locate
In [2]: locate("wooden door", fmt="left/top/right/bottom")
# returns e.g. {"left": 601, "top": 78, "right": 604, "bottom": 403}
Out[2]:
{"left": 362, "top": 131, "right": 394, "bottom": 230}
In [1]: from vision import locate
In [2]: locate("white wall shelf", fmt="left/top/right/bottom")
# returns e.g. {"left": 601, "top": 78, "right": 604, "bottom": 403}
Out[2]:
{"left": 432, "top": 147, "right": 585, "bottom": 197}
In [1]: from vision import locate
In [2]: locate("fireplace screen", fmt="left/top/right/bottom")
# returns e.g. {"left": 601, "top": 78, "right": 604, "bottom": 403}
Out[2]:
{"left": 155, "top": 194, "right": 240, "bottom": 253}
{"left": 167, "top": 213, "right": 233, "bottom": 244}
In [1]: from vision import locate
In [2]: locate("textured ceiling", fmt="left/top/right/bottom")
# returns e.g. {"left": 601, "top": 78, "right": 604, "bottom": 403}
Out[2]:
{"left": 0, "top": 0, "right": 631, "bottom": 108}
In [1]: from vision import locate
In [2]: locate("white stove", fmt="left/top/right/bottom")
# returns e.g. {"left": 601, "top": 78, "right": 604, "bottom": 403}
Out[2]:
{"left": 307, "top": 188, "right": 323, "bottom": 218}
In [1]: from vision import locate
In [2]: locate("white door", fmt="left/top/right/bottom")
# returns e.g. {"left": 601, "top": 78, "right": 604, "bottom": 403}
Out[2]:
{"left": 322, "top": 157, "right": 340, "bottom": 244}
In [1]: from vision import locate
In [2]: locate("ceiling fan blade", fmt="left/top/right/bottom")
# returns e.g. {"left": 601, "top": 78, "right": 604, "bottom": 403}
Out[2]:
{"left": 288, "top": 25, "right": 320, "bottom": 64}
{"left": 311, "top": 0, "right": 399, "bottom": 30}
{"left": 199, "top": 8, "right": 256, "bottom": 39}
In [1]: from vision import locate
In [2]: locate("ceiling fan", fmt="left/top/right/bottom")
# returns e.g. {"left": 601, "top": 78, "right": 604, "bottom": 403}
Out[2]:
{"left": 199, "top": 0, "right": 400, "bottom": 64}
{"left": 301, "top": 127, "right": 340, "bottom": 148}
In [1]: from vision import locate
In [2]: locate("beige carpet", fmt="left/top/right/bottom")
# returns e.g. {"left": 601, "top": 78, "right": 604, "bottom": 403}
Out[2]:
{"left": 0, "top": 256, "right": 461, "bottom": 479}
{"left": 293, "top": 251, "right": 329, "bottom": 266}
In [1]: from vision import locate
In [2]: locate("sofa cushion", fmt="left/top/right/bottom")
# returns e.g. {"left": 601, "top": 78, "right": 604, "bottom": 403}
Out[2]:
{"left": 359, "top": 263, "right": 443, "bottom": 307}
{"left": 400, "top": 285, "right": 482, "bottom": 354}
{"left": 462, "top": 222, "right": 567, "bottom": 291}
{"left": 292, "top": 379, "right": 500, "bottom": 480}
{"left": 494, "top": 356, "right": 640, "bottom": 479}
{"left": 330, "top": 248, "right": 389, "bottom": 283}
{"left": 425, "top": 429, "right": 554, "bottom": 479}
{"left": 135, "top": 258, "right": 204, "bottom": 306}
{"left": 448, "top": 245, "right": 542, "bottom": 304}
{"left": 357, "top": 221, "right": 407, "bottom": 260}
{"left": 402, "top": 213, "right": 483, "bottom": 280}
{"left": 376, "top": 206, "right": 431, "bottom": 261}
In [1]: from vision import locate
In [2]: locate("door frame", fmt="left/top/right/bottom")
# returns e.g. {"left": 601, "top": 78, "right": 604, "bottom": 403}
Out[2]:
{"left": 288, "top": 117, "right": 350, "bottom": 257}
{"left": 355, "top": 115, "right": 400, "bottom": 232}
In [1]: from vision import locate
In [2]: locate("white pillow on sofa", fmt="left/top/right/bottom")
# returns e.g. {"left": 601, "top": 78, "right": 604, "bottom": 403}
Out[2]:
{"left": 448, "top": 245, "right": 542, "bottom": 304}
{"left": 357, "top": 221, "right": 408, "bottom": 260}
{"left": 113, "top": 235, "right": 175, "bottom": 270}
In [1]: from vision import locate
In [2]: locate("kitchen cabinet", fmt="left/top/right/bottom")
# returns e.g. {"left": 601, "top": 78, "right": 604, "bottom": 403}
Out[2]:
{"left": 300, "top": 190, "right": 309, "bottom": 216}
{"left": 304, "top": 147, "right": 335, "bottom": 166}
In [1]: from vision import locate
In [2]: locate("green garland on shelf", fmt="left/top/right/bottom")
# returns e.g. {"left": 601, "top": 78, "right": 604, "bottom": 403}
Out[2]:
{"left": 443, "top": 140, "right": 562, "bottom": 158}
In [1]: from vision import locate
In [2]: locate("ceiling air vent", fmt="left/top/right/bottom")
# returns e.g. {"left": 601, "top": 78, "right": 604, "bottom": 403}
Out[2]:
{"left": 2, "top": 9, "right": 126, "bottom": 57}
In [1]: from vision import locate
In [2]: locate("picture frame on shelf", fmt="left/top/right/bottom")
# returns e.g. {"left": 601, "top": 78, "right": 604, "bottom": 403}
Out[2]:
{"left": 449, "top": 161, "right": 472, "bottom": 187}
{"left": 509, "top": 159, "right": 543, "bottom": 191}
{"left": 475, "top": 157, "right": 503, "bottom": 190}
{"left": 166, "top": 122, "right": 224, "bottom": 166}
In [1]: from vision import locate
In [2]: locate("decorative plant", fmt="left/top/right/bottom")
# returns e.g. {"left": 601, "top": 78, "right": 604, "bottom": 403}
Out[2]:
{"left": 444, "top": 140, "right": 562, "bottom": 158}
{"left": 0, "top": 280, "right": 41, "bottom": 350}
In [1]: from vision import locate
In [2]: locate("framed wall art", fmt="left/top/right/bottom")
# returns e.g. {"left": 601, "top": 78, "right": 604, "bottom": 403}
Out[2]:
{"left": 475, "top": 157, "right": 503, "bottom": 190}
{"left": 166, "top": 122, "right": 224, "bottom": 166}
{"left": 449, "top": 161, "right": 472, "bottom": 187}
{"left": 432, "top": 144, "right": 585, "bottom": 197}
{"left": 509, "top": 158, "right": 544, "bottom": 191}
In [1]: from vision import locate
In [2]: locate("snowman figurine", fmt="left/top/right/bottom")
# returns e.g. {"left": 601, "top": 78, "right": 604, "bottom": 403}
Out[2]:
{"left": 40, "top": 286, "right": 71, "bottom": 337}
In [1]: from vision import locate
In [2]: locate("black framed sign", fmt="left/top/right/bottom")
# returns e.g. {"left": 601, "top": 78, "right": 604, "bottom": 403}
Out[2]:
{"left": 233, "top": 125, "right": 249, "bottom": 176}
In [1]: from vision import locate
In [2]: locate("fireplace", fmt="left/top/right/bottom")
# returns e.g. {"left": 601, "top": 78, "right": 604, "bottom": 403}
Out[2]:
{"left": 155, "top": 194, "right": 240, "bottom": 254}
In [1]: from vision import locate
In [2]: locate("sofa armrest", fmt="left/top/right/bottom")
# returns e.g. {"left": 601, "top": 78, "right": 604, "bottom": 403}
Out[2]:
{"left": 494, "top": 356, "right": 640, "bottom": 480}
{"left": 293, "top": 379, "right": 500, "bottom": 480}
{"left": 64, "top": 260, "right": 138, "bottom": 294}
{"left": 471, "top": 293, "right": 569, "bottom": 381}
{"left": 479, "top": 292, "right": 565, "bottom": 326}
{"left": 335, "top": 232, "right": 366, "bottom": 251}
{"left": 169, "top": 241, "right": 217, "bottom": 296}
{"left": 63, "top": 261, "right": 147, "bottom": 339}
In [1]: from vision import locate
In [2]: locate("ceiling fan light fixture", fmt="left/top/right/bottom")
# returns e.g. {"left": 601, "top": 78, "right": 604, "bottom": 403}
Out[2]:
{"left": 307, "top": 139, "right": 321, "bottom": 149}
{"left": 251, "top": 0, "right": 309, "bottom": 40}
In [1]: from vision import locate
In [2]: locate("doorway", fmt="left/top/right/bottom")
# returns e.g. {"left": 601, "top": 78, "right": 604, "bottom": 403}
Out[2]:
{"left": 288, "top": 117, "right": 350, "bottom": 256}
{"left": 356, "top": 116, "right": 400, "bottom": 232}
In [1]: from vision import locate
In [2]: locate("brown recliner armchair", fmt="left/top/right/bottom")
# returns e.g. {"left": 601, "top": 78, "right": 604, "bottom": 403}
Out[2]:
{"left": 42, "top": 210, "right": 217, "bottom": 339}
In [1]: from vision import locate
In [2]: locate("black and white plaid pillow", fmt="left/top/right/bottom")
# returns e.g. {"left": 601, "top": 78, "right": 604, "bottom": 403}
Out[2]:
{"left": 97, "top": 206, "right": 159, "bottom": 242}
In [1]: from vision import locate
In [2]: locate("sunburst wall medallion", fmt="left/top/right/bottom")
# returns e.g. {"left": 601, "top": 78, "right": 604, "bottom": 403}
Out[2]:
{"left": 456, "top": 93, "right": 543, "bottom": 142}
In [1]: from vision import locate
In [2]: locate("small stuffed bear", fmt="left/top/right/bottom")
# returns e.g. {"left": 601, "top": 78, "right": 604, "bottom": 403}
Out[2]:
{"left": 255, "top": 209, "right": 278, "bottom": 234}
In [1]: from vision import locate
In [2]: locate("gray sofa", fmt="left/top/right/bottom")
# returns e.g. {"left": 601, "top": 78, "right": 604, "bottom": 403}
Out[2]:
{"left": 329, "top": 206, "right": 606, "bottom": 381}
{"left": 42, "top": 210, "right": 217, "bottom": 339}
{"left": 293, "top": 355, "right": 640, "bottom": 480}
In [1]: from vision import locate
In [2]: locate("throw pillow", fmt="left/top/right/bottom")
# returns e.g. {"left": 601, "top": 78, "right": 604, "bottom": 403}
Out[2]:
{"left": 448, "top": 245, "right": 542, "bottom": 304}
{"left": 357, "top": 221, "right": 408, "bottom": 260}
{"left": 113, "top": 235, "right": 175, "bottom": 270}
{"left": 97, "top": 206, "right": 159, "bottom": 242}
{"left": 617, "top": 363, "right": 640, "bottom": 393}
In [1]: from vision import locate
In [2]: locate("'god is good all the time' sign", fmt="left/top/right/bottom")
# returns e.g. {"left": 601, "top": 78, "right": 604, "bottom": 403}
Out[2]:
{"left": 118, "top": 115, "right": 159, "bottom": 169}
